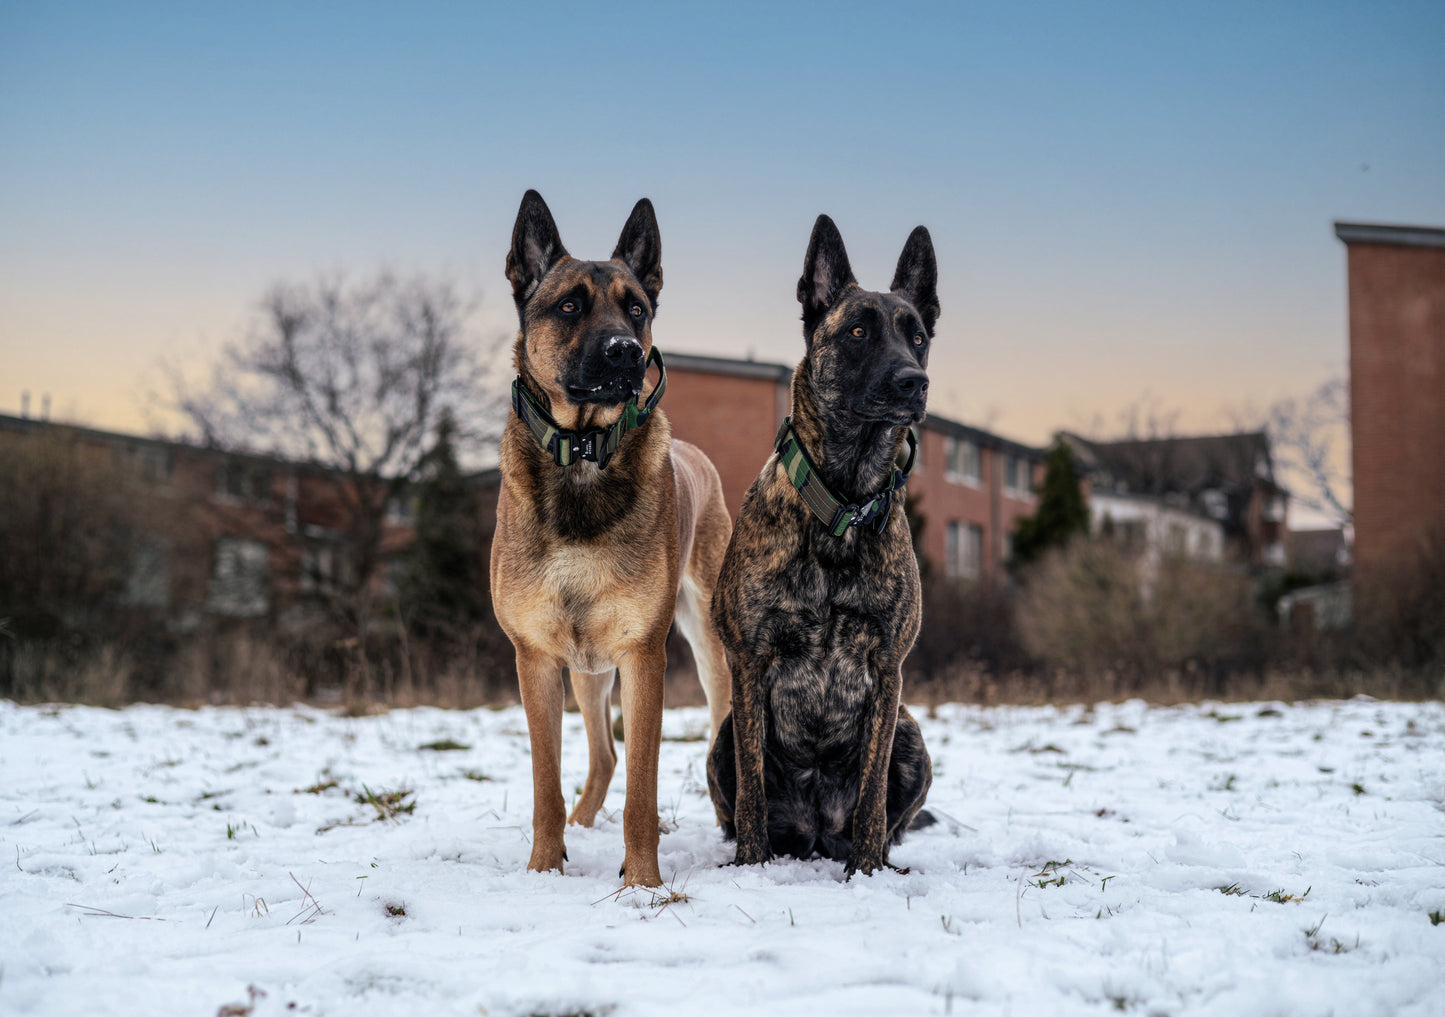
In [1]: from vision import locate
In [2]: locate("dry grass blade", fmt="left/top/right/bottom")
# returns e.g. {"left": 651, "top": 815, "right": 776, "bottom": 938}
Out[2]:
{"left": 66, "top": 903, "right": 166, "bottom": 921}
{"left": 285, "top": 871, "right": 325, "bottom": 925}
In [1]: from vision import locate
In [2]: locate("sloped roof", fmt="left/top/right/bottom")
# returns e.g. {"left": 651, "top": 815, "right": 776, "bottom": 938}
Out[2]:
{"left": 1061, "top": 430, "right": 1277, "bottom": 497}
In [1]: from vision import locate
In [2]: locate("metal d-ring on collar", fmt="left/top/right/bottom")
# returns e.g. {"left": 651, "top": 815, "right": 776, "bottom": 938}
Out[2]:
{"left": 510, "top": 347, "right": 667, "bottom": 469}
{"left": 773, "top": 417, "right": 917, "bottom": 537}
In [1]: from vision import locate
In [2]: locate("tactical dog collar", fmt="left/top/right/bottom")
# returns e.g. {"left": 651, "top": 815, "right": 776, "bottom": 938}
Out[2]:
{"left": 774, "top": 416, "right": 916, "bottom": 536}
{"left": 511, "top": 347, "right": 667, "bottom": 469}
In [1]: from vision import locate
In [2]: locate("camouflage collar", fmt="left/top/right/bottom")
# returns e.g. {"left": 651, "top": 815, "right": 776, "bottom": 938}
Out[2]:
{"left": 511, "top": 347, "right": 667, "bottom": 469}
{"left": 773, "top": 416, "right": 916, "bottom": 536}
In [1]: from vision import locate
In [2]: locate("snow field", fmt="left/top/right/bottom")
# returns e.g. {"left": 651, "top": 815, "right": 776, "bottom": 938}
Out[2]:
{"left": 2, "top": 696, "right": 1443, "bottom": 1017}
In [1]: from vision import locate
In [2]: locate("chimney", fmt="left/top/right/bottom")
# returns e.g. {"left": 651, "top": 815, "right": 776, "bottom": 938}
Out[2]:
{"left": 20, "top": 391, "right": 29, "bottom": 419}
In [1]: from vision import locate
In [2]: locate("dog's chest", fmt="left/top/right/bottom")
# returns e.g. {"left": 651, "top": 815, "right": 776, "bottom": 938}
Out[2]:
{"left": 513, "top": 542, "right": 660, "bottom": 672}
{"left": 763, "top": 551, "right": 894, "bottom": 759}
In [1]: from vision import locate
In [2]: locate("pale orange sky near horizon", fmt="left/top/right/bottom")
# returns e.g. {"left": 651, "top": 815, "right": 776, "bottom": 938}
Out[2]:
{"left": 0, "top": 220, "right": 1352, "bottom": 452}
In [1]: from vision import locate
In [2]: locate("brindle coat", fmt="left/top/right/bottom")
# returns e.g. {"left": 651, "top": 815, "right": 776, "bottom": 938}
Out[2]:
{"left": 492, "top": 190, "right": 732, "bottom": 889}
{"left": 707, "top": 215, "right": 937, "bottom": 876}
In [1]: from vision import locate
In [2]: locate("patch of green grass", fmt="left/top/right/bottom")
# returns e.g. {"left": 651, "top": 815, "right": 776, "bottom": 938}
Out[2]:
{"left": 1263, "top": 887, "right": 1310, "bottom": 904}
{"left": 357, "top": 785, "right": 415, "bottom": 822}
{"left": 384, "top": 902, "right": 407, "bottom": 918}
{"left": 1351, "top": 782, "right": 1367, "bottom": 796}
{"left": 419, "top": 739, "right": 470, "bottom": 752}
{"left": 1210, "top": 774, "right": 1238, "bottom": 793}
{"left": 1029, "top": 859, "right": 1073, "bottom": 889}
{"left": 1428, "top": 909, "right": 1444, "bottom": 927}
{"left": 459, "top": 769, "right": 491, "bottom": 782}
{"left": 1216, "top": 884, "right": 1310, "bottom": 903}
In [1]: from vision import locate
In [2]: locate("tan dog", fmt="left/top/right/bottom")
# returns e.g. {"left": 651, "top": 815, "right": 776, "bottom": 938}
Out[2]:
{"left": 491, "top": 190, "right": 732, "bottom": 888}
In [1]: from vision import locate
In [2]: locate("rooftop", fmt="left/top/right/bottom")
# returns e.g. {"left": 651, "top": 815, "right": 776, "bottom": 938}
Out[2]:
{"left": 1333, "top": 221, "right": 1445, "bottom": 251}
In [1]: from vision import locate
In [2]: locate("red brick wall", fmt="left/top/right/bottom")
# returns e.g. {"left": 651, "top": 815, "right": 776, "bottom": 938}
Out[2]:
{"left": 1345, "top": 241, "right": 1445, "bottom": 586}
{"left": 662, "top": 367, "right": 787, "bottom": 518}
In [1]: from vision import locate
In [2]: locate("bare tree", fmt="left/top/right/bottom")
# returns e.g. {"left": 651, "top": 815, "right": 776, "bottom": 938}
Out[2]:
{"left": 175, "top": 272, "right": 507, "bottom": 613}
{"left": 1265, "top": 376, "right": 1351, "bottom": 525}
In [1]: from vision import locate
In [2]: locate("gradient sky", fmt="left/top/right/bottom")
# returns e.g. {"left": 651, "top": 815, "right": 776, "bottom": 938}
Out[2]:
{"left": 2, "top": 0, "right": 1443, "bottom": 451}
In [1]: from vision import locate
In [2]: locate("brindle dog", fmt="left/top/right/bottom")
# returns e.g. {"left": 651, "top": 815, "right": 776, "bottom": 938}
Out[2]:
{"left": 492, "top": 190, "right": 732, "bottom": 889}
{"left": 707, "top": 214, "right": 937, "bottom": 876}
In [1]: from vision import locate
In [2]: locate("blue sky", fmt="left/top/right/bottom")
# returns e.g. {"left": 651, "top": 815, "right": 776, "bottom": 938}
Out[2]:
{"left": 2, "top": 0, "right": 1442, "bottom": 444}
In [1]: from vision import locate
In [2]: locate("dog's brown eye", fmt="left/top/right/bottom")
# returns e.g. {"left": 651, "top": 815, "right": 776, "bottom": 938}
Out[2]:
{"left": 913, "top": 333, "right": 926, "bottom": 347}
{"left": 850, "top": 326, "right": 866, "bottom": 338}
{"left": 630, "top": 303, "right": 644, "bottom": 318}
{"left": 559, "top": 300, "right": 578, "bottom": 314}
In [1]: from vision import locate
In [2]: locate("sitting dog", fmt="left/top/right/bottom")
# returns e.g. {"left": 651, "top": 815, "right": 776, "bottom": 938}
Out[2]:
{"left": 707, "top": 214, "right": 936, "bottom": 876}
{"left": 492, "top": 190, "right": 732, "bottom": 888}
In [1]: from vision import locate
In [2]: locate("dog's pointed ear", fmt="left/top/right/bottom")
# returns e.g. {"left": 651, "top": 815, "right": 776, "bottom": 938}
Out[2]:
{"left": 612, "top": 197, "right": 663, "bottom": 308}
{"left": 507, "top": 190, "right": 568, "bottom": 308}
{"left": 891, "top": 226, "right": 939, "bottom": 334}
{"left": 797, "top": 214, "right": 856, "bottom": 338}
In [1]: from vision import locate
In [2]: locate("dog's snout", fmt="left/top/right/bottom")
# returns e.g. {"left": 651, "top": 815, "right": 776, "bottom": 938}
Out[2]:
{"left": 604, "top": 335, "right": 644, "bottom": 366}
{"left": 892, "top": 367, "right": 929, "bottom": 399}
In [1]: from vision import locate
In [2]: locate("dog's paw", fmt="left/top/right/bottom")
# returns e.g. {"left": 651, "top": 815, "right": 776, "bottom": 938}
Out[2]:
{"left": 844, "top": 854, "right": 888, "bottom": 879}
{"left": 729, "top": 843, "right": 772, "bottom": 867}
{"left": 619, "top": 858, "right": 663, "bottom": 889}
{"left": 527, "top": 840, "right": 567, "bottom": 874}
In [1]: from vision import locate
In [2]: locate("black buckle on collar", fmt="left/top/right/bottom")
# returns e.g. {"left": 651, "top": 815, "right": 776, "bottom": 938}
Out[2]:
{"left": 547, "top": 428, "right": 614, "bottom": 469}
{"left": 831, "top": 486, "right": 896, "bottom": 536}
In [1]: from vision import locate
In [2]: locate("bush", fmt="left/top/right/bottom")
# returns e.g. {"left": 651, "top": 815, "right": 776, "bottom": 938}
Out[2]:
{"left": 1015, "top": 539, "right": 1267, "bottom": 691}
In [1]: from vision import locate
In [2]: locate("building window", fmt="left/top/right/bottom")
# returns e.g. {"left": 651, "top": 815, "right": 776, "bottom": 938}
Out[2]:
{"left": 208, "top": 538, "right": 269, "bottom": 617}
{"left": 385, "top": 492, "right": 415, "bottom": 525}
{"left": 117, "top": 444, "right": 173, "bottom": 483}
{"left": 1005, "top": 455, "right": 1032, "bottom": 497}
{"left": 215, "top": 460, "right": 272, "bottom": 504}
{"left": 943, "top": 437, "right": 981, "bottom": 486}
{"left": 300, "top": 544, "right": 337, "bottom": 595}
{"left": 945, "top": 521, "right": 984, "bottom": 580}
{"left": 121, "top": 537, "right": 171, "bottom": 609}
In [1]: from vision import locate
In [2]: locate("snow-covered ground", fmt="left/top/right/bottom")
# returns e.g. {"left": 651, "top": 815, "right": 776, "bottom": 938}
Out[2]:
{"left": 2, "top": 696, "right": 1443, "bottom": 1017}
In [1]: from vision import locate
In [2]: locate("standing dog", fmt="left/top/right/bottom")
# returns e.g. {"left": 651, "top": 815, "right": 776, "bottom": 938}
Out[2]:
{"left": 492, "top": 190, "right": 732, "bottom": 889}
{"left": 707, "top": 215, "right": 936, "bottom": 876}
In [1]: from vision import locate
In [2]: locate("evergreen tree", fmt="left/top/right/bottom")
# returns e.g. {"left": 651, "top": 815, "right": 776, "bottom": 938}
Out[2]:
{"left": 402, "top": 410, "right": 488, "bottom": 634}
{"left": 1011, "top": 438, "right": 1089, "bottom": 567}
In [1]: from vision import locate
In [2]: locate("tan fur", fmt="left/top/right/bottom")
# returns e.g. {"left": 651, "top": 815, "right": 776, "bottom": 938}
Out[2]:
{"left": 492, "top": 197, "right": 731, "bottom": 888}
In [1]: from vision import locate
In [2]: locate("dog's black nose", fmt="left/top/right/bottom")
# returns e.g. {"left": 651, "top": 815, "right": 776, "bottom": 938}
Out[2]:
{"left": 604, "top": 336, "right": 645, "bottom": 366}
{"left": 892, "top": 368, "right": 929, "bottom": 399}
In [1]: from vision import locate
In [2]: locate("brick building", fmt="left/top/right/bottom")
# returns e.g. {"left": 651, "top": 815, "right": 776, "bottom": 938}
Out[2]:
{"left": 0, "top": 351, "right": 1043, "bottom": 634}
{"left": 1333, "top": 222, "right": 1445, "bottom": 596}
{"left": 0, "top": 412, "right": 432, "bottom": 630}
{"left": 662, "top": 352, "right": 1044, "bottom": 583}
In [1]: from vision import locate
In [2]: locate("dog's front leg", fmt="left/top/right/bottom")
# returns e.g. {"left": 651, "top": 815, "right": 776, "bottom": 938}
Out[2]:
{"left": 846, "top": 667, "right": 902, "bottom": 878}
{"left": 618, "top": 643, "right": 666, "bottom": 888}
{"left": 516, "top": 645, "right": 568, "bottom": 873}
{"left": 729, "top": 656, "right": 772, "bottom": 866}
